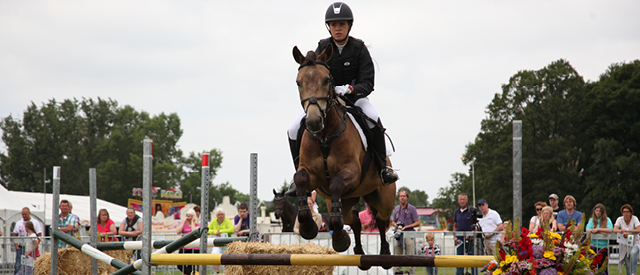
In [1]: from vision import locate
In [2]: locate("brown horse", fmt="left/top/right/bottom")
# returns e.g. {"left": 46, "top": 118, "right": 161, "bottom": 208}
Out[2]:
{"left": 292, "top": 44, "right": 396, "bottom": 268}
{"left": 273, "top": 189, "right": 297, "bottom": 232}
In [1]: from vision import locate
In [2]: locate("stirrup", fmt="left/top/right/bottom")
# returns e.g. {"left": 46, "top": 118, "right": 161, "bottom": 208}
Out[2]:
{"left": 380, "top": 166, "right": 398, "bottom": 185}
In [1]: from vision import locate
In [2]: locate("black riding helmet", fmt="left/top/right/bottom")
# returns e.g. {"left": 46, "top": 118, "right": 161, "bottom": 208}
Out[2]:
{"left": 325, "top": 2, "right": 353, "bottom": 42}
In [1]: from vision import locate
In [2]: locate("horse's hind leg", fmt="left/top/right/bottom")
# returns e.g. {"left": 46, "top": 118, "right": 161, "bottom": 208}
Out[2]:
{"left": 350, "top": 208, "right": 372, "bottom": 271}
{"left": 294, "top": 169, "right": 318, "bottom": 239}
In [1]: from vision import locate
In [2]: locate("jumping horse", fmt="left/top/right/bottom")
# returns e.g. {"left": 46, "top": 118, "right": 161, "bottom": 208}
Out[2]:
{"left": 292, "top": 45, "right": 396, "bottom": 270}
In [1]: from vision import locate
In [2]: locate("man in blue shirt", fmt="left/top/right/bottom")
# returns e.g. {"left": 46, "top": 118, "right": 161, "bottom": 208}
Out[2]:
{"left": 390, "top": 189, "right": 420, "bottom": 275}
{"left": 557, "top": 195, "right": 583, "bottom": 232}
{"left": 234, "top": 202, "right": 251, "bottom": 236}
{"left": 453, "top": 193, "right": 477, "bottom": 275}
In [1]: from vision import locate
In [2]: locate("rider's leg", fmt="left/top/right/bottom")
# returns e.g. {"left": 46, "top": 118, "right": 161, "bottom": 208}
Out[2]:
{"left": 354, "top": 98, "right": 398, "bottom": 185}
{"left": 286, "top": 112, "right": 306, "bottom": 197}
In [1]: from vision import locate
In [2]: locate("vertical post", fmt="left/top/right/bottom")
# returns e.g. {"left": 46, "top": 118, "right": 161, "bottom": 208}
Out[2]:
{"left": 44, "top": 168, "right": 47, "bottom": 226}
{"left": 513, "top": 120, "right": 523, "bottom": 222}
{"left": 141, "top": 137, "right": 153, "bottom": 275}
{"left": 199, "top": 152, "right": 210, "bottom": 275}
{"left": 51, "top": 166, "right": 61, "bottom": 275}
{"left": 249, "top": 153, "right": 258, "bottom": 241}
{"left": 90, "top": 168, "right": 98, "bottom": 275}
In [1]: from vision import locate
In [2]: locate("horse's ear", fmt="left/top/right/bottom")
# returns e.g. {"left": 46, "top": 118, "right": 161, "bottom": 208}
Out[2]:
{"left": 273, "top": 189, "right": 277, "bottom": 195}
{"left": 293, "top": 46, "right": 305, "bottom": 65}
{"left": 317, "top": 44, "right": 333, "bottom": 63}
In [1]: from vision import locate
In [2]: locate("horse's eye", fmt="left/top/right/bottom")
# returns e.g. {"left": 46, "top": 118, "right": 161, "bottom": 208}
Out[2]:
{"left": 323, "top": 77, "right": 331, "bottom": 86}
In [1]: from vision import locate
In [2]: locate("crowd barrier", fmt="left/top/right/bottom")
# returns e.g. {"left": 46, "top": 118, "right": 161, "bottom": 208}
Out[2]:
{"left": 0, "top": 230, "right": 622, "bottom": 275}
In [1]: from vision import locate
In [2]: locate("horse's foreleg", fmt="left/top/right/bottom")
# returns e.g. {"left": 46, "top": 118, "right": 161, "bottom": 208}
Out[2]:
{"left": 350, "top": 208, "right": 371, "bottom": 271}
{"left": 328, "top": 174, "right": 350, "bottom": 252}
{"left": 294, "top": 169, "right": 318, "bottom": 239}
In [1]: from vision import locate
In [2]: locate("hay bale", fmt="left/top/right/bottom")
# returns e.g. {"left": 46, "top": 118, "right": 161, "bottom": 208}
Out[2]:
{"left": 34, "top": 247, "right": 128, "bottom": 275}
{"left": 223, "top": 241, "right": 336, "bottom": 275}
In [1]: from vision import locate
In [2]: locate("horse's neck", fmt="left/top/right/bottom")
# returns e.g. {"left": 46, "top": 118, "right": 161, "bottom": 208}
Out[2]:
{"left": 284, "top": 200, "right": 297, "bottom": 221}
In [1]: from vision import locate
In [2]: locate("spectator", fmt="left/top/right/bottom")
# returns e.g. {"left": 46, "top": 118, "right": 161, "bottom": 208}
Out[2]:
{"left": 16, "top": 221, "right": 39, "bottom": 275}
{"left": 390, "top": 190, "right": 420, "bottom": 275}
{"left": 193, "top": 205, "right": 201, "bottom": 219}
{"left": 420, "top": 233, "right": 441, "bottom": 275}
{"left": 208, "top": 207, "right": 234, "bottom": 275}
{"left": 529, "top": 201, "right": 547, "bottom": 232}
{"left": 585, "top": 203, "right": 613, "bottom": 269}
{"left": 477, "top": 199, "right": 503, "bottom": 255}
{"left": 453, "top": 193, "right": 477, "bottom": 275}
{"left": 499, "top": 221, "right": 510, "bottom": 245}
{"left": 119, "top": 207, "right": 142, "bottom": 259}
{"left": 294, "top": 197, "right": 323, "bottom": 235}
{"left": 58, "top": 200, "right": 78, "bottom": 247}
{"left": 234, "top": 202, "right": 251, "bottom": 236}
{"left": 613, "top": 204, "right": 640, "bottom": 275}
{"left": 533, "top": 206, "right": 558, "bottom": 232}
{"left": 359, "top": 203, "right": 378, "bottom": 233}
{"left": 13, "top": 207, "right": 43, "bottom": 274}
{"left": 176, "top": 209, "right": 200, "bottom": 275}
{"left": 93, "top": 209, "right": 117, "bottom": 242}
{"left": 557, "top": 195, "right": 582, "bottom": 232}
{"left": 548, "top": 194, "right": 561, "bottom": 219}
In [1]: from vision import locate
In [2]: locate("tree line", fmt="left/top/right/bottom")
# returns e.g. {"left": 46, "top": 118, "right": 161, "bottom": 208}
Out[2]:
{"left": 0, "top": 98, "right": 249, "bottom": 207}
{"left": 432, "top": 59, "right": 640, "bottom": 225}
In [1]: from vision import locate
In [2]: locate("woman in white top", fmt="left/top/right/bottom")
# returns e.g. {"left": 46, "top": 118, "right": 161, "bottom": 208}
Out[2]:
{"left": 533, "top": 206, "right": 557, "bottom": 232}
{"left": 529, "top": 201, "right": 547, "bottom": 232}
{"left": 613, "top": 204, "right": 640, "bottom": 275}
{"left": 17, "top": 221, "right": 39, "bottom": 275}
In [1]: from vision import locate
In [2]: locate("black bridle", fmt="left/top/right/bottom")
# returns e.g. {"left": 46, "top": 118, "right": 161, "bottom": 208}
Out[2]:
{"left": 298, "top": 61, "right": 334, "bottom": 120}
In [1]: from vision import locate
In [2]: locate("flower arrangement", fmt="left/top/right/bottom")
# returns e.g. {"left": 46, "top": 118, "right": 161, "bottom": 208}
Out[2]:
{"left": 482, "top": 219, "right": 608, "bottom": 275}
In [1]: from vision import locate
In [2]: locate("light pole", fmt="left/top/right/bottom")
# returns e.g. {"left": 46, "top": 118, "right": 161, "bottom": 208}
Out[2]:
{"left": 462, "top": 157, "right": 476, "bottom": 206}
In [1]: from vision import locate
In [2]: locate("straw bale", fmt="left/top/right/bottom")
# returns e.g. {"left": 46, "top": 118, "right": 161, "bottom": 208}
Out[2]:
{"left": 34, "top": 247, "right": 128, "bottom": 275}
{"left": 223, "top": 241, "right": 336, "bottom": 275}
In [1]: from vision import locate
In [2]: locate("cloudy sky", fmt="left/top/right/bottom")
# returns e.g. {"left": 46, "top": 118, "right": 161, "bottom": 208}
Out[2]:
{"left": 1, "top": 1, "right": 638, "bottom": 205}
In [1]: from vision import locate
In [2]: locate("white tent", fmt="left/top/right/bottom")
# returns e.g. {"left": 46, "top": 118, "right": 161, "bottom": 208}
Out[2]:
{"left": 0, "top": 184, "right": 137, "bottom": 236}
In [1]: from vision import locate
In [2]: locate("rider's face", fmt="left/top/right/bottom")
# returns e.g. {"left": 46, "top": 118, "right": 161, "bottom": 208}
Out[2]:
{"left": 329, "top": 20, "right": 350, "bottom": 43}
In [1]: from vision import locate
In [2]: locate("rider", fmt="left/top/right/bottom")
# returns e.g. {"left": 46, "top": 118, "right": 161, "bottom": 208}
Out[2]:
{"left": 286, "top": 2, "right": 398, "bottom": 197}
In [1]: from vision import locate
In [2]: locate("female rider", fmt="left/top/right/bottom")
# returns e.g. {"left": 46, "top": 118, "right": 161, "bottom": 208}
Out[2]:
{"left": 286, "top": 2, "right": 397, "bottom": 196}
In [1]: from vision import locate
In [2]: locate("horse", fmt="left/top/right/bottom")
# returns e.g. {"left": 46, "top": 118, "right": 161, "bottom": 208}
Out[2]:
{"left": 291, "top": 45, "right": 396, "bottom": 270}
{"left": 273, "top": 189, "right": 297, "bottom": 232}
{"left": 273, "top": 189, "right": 332, "bottom": 233}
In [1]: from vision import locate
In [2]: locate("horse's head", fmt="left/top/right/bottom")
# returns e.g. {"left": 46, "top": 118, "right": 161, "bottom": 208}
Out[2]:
{"left": 273, "top": 188, "right": 285, "bottom": 219}
{"left": 293, "top": 44, "right": 334, "bottom": 133}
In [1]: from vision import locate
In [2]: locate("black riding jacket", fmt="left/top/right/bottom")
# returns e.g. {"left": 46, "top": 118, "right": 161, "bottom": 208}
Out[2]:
{"left": 315, "top": 36, "right": 374, "bottom": 103}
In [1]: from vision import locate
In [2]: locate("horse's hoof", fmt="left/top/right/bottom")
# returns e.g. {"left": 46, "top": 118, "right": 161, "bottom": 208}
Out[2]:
{"left": 358, "top": 265, "right": 372, "bottom": 271}
{"left": 299, "top": 222, "right": 318, "bottom": 240}
{"left": 381, "top": 264, "right": 393, "bottom": 270}
{"left": 332, "top": 231, "right": 351, "bottom": 252}
{"left": 354, "top": 246, "right": 365, "bottom": 255}
{"left": 380, "top": 242, "right": 391, "bottom": 255}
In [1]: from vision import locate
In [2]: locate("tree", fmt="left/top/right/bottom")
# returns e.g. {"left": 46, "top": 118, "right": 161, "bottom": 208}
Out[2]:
{"left": 1, "top": 98, "right": 187, "bottom": 206}
{"left": 396, "top": 186, "right": 429, "bottom": 207}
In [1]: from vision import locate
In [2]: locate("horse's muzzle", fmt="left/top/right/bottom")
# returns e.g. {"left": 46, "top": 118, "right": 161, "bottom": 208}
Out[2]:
{"left": 306, "top": 115, "right": 324, "bottom": 133}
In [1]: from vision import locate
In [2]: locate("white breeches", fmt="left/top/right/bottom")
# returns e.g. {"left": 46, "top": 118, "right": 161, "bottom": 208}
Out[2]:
{"left": 288, "top": 97, "right": 379, "bottom": 140}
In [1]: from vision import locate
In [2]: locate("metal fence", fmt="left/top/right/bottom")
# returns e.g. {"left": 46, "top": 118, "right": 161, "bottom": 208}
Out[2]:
{"left": 0, "top": 231, "right": 623, "bottom": 275}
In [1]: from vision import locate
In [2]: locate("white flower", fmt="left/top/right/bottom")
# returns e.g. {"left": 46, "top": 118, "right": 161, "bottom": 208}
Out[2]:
{"left": 532, "top": 239, "right": 543, "bottom": 245}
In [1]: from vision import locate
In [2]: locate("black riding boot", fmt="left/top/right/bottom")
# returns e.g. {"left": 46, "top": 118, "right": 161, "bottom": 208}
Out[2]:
{"left": 285, "top": 138, "right": 300, "bottom": 197}
{"left": 372, "top": 123, "right": 398, "bottom": 185}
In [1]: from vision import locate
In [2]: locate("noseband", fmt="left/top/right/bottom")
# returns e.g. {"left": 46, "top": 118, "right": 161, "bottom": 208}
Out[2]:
{"left": 298, "top": 61, "right": 334, "bottom": 120}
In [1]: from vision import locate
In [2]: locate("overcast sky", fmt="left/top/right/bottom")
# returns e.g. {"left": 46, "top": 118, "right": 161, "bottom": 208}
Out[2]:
{"left": 1, "top": 1, "right": 639, "bottom": 205}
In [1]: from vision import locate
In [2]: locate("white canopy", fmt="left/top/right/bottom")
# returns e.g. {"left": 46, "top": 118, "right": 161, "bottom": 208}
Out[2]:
{"left": 0, "top": 184, "right": 138, "bottom": 235}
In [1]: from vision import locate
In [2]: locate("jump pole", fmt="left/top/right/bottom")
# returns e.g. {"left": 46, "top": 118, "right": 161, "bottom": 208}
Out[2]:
{"left": 52, "top": 229, "right": 142, "bottom": 275}
{"left": 112, "top": 227, "right": 211, "bottom": 275}
{"left": 96, "top": 237, "right": 247, "bottom": 251}
{"left": 150, "top": 254, "right": 494, "bottom": 268}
